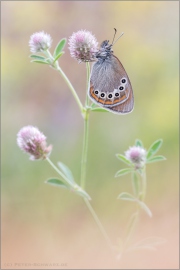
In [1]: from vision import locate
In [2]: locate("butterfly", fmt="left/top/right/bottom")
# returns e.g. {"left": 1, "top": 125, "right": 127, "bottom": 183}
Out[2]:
{"left": 89, "top": 29, "right": 134, "bottom": 114}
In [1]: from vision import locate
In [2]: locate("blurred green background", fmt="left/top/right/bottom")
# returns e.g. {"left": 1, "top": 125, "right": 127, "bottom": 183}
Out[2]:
{"left": 1, "top": 1, "right": 179, "bottom": 269}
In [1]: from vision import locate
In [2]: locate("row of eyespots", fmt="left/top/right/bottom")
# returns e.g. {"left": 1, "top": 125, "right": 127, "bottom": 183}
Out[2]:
{"left": 94, "top": 90, "right": 122, "bottom": 100}
{"left": 94, "top": 77, "right": 127, "bottom": 100}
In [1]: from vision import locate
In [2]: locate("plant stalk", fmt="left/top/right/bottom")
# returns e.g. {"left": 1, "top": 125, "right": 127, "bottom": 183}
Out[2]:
{"left": 46, "top": 50, "right": 84, "bottom": 113}
{"left": 84, "top": 198, "right": 112, "bottom": 249}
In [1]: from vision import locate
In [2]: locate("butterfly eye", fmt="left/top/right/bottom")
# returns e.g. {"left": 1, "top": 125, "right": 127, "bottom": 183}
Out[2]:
{"left": 100, "top": 92, "right": 106, "bottom": 99}
{"left": 121, "top": 78, "right": 127, "bottom": 84}
{"left": 119, "top": 86, "right": 125, "bottom": 91}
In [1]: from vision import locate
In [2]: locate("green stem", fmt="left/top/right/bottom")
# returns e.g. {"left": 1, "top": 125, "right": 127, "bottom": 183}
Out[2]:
{"left": 80, "top": 112, "right": 89, "bottom": 189}
{"left": 45, "top": 50, "right": 84, "bottom": 113}
{"left": 85, "top": 62, "right": 91, "bottom": 107}
{"left": 44, "top": 54, "right": 112, "bottom": 250}
{"left": 46, "top": 157, "right": 72, "bottom": 187}
{"left": 124, "top": 211, "right": 139, "bottom": 250}
{"left": 141, "top": 166, "right": 147, "bottom": 202}
{"left": 80, "top": 63, "right": 91, "bottom": 189}
{"left": 124, "top": 168, "right": 147, "bottom": 251}
{"left": 46, "top": 158, "right": 112, "bottom": 248}
{"left": 84, "top": 198, "right": 112, "bottom": 249}
{"left": 57, "top": 64, "right": 84, "bottom": 112}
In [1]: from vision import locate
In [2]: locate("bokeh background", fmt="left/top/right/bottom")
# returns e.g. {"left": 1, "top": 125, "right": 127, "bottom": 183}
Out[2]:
{"left": 1, "top": 1, "right": 179, "bottom": 269}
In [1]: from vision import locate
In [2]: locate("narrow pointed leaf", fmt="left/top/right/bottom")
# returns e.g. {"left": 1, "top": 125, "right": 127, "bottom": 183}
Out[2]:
{"left": 135, "top": 139, "right": 143, "bottom": 147}
{"left": 146, "top": 155, "right": 166, "bottom": 163}
{"left": 57, "top": 162, "right": 75, "bottom": 184}
{"left": 31, "top": 59, "right": 49, "bottom": 64}
{"left": 45, "top": 178, "right": 68, "bottom": 189}
{"left": 147, "top": 139, "right": 163, "bottom": 159}
{"left": 118, "top": 192, "right": 136, "bottom": 201}
{"left": 137, "top": 201, "right": 152, "bottom": 217}
{"left": 53, "top": 38, "right": 66, "bottom": 58}
{"left": 30, "top": 55, "right": 47, "bottom": 60}
{"left": 115, "top": 168, "right": 132, "bottom": 177}
{"left": 90, "top": 107, "right": 109, "bottom": 112}
{"left": 53, "top": 51, "right": 64, "bottom": 62}
{"left": 116, "top": 154, "right": 132, "bottom": 165}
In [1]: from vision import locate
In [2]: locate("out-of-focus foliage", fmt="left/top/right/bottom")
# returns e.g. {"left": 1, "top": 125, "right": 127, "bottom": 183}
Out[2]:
{"left": 1, "top": 1, "right": 179, "bottom": 269}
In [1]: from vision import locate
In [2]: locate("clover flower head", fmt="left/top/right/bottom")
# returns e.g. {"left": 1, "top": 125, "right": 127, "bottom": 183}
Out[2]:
{"left": 29, "top": 31, "right": 52, "bottom": 53}
{"left": 125, "top": 146, "right": 147, "bottom": 169}
{"left": 17, "top": 126, "right": 52, "bottom": 160}
{"left": 68, "top": 30, "right": 98, "bottom": 62}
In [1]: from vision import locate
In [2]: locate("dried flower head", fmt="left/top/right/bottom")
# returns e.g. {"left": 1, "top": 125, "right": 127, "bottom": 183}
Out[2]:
{"left": 125, "top": 146, "right": 147, "bottom": 169}
{"left": 68, "top": 30, "right": 98, "bottom": 62}
{"left": 17, "top": 126, "right": 52, "bottom": 160}
{"left": 29, "top": 31, "right": 52, "bottom": 53}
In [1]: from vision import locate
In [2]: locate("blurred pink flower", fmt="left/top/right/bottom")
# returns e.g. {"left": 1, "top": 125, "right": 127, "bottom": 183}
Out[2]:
{"left": 29, "top": 31, "right": 52, "bottom": 53}
{"left": 68, "top": 30, "right": 98, "bottom": 62}
{"left": 17, "top": 126, "right": 52, "bottom": 160}
{"left": 125, "top": 146, "right": 146, "bottom": 168}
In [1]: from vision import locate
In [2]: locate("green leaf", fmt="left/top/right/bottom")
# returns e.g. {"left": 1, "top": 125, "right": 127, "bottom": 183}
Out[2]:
{"left": 57, "top": 162, "right": 75, "bottom": 184}
{"left": 90, "top": 107, "right": 109, "bottom": 112}
{"left": 53, "top": 38, "right": 66, "bottom": 58}
{"left": 118, "top": 192, "right": 136, "bottom": 201}
{"left": 146, "top": 155, "right": 166, "bottom": 163}
{"left": 137, "top": 201, "right": 152, "bottom": 217}
{"left": 90, "top": 103, "right": 97, "bottom": 108}
{"left": 73, "top": 186, "right": 91, "bottom": 200}
{"left": 116, "top": 154, "right": 132, "bottom": 165}
{"left": 45, "top": 178, "right": 68, "bottom": 189}
{"left": 53, "top": 51, "right": 64, "bottom": 62}
{"left": 135, "top": 139, "right": 143, "bottom": 147}
{"left": 146, "top": 139, "right": 163, "bottom": 159}
{"left": 29, "top": 54, "right": 47, "bottom": 60}
{"left": 31, "top": 59, "right": 50, "bottom": 64}
{"left": 118, "top": 192, "right": 152, "bottom": 217}
{"left": 131, "top": 172, "right": 140, "bottom": 196}
{"left": 115, "top": 168, "right": 132, "bottom": 177}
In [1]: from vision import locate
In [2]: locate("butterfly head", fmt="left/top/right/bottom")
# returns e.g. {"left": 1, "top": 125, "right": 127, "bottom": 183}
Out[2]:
{"left": 95, "top": 40, "right": 113, "bottom": 62}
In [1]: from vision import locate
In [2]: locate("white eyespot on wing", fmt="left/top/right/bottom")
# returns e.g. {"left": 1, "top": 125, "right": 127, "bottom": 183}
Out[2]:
{"left": 118, "top": 85, "right": 125, "bottom": 92}
{"left": 114, "top": 89, "right": 121, "bottom": 98}
{"left": 99, "top": 92, "right": 106, "bottom": 99}
{"left": 120, "top": 77, "right": 128, "bottom": 85}
{"left": 107, "top": 92, "right": 114, "bottom": 100}
{"left": 93, "top": 89, "right": 100, "bottom": 97}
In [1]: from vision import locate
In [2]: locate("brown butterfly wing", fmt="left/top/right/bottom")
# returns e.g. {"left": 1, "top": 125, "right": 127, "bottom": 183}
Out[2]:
{"left": 89, "top": 55, "right": 134, "bottom": 114}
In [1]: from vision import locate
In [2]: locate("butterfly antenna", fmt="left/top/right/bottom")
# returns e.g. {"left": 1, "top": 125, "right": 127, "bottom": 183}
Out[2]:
{"left": 112, "top": 32, "right": 124, "bottom": 46}
{"left": 112, "top": 28, "right": 117, "bottom": 44}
